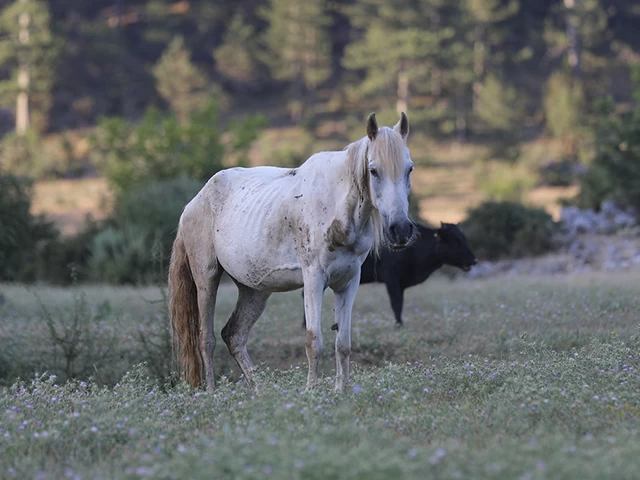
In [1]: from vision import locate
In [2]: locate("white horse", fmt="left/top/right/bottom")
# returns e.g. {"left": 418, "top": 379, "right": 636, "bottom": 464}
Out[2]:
{"left": 169, "top": 112, "right": 415, "bottom": 393}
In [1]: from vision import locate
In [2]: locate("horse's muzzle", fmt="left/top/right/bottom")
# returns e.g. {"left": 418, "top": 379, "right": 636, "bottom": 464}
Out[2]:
{"left": 388, "top": 221, "right": 414, "bottom": 249}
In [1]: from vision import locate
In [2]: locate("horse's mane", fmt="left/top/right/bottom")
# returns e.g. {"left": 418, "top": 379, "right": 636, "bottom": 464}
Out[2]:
{"left": 345, "top": 126, "right": 406, "bottom": 256}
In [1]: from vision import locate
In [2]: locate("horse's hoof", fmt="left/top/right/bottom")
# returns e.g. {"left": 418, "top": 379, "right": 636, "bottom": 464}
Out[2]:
{"left": 395, "top": 322, "right": 404, "bottom": 328}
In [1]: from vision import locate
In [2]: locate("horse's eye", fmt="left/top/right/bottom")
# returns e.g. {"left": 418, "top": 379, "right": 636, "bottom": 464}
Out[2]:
{"left": 370, "top": 168, "right": 378, "bottom": 178}
{"left": 408, "top": 166, "right": 414, "bottom": 174}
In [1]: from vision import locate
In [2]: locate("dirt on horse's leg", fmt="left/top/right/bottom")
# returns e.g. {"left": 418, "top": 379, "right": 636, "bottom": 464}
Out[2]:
{"left": 303, "top": 273, "right": 324, "bottom": 391}
{"left": 221, "top": 284, "right": 271, "bottom": 391}
{"left": 301, "top": 290, "right": 306, "bottom": 329}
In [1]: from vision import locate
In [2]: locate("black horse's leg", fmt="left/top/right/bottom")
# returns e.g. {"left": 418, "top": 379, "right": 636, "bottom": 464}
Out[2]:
{"left": 384, "top": 280, "right": 404, "bottom": 326}
{"left": 301, "top": 290, "right": 306, "bottom": 329}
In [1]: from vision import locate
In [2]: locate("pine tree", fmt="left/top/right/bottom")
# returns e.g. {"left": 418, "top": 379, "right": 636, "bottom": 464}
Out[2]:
{"left": 342, "top": 0, "right": 452, "bottom": 117}
{"left": 0, "top": 0, "right": 59, "bottom": 134}
{"left": 260, "top": 0, "right": 332, "bottom": 119}
{"left": 462, "top": 0, "right": 519, "bottom": 108}
{"left": 214, "top": 14, "right": 264, "bottom": 92}
{"left": 153, "top": 36, "right": 210, "bottom": 122}
{"left": 543, "top": 0, "right": 610, "bottom": 94}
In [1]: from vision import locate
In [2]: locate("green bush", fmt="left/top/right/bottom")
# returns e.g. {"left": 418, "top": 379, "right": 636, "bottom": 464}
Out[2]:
{"left": 0, "top": 172, "right": 58, "bottom": 281}
{"left": 462, "top": 201, "right": 556, "bottom": 260}
{"left": 87, "top": 177, "right": 204, "bottom": 284}
{"left": 92, "top": 101, "right": 266, "bottom": 193}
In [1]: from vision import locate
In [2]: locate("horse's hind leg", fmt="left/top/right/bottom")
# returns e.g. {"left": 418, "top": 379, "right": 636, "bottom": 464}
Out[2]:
{"left": 221, "top": 284, "right": 271, "bottom": 390}
{"left": 195, "top": 269, "right": 223, "bottom": 392}
{"left": 182, "top": 211, "right": 222, "bottom": 393}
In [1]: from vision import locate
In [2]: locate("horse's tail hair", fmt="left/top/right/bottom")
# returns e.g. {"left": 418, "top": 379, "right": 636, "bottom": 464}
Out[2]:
{"left": 168, "top": 232, "right": 202, "bottom": 388}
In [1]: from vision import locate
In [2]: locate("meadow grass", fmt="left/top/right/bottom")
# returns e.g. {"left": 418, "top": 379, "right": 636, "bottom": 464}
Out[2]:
{"left": 1, "top": 271, "right": 639, "bottom": 478}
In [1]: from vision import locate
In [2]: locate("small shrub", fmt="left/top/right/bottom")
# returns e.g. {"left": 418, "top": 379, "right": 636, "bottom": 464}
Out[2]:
{"left": 33, "top": 217, "right": 102, "bottom": 284}
{"left": 36, "top": 288, "right": 122, "bottom": 384}
{"left": 462, "top": 201, "right": 556, "bottom": 260}
{"left": 87, "top": 177, "right": 203, "bottom": 284}
{"left": 88, "top": 226, "right": 160, "bottom": 284}
{"left": 137, "top": 288, "right": 174, "bottom": 385}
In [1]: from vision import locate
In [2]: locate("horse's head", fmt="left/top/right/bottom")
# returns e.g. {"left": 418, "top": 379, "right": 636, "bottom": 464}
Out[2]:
{"left": 365, "top": 112, "right": 414, "bottom": 249}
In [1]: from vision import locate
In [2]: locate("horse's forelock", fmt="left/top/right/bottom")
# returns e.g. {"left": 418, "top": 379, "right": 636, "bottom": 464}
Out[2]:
{"left": 369, "top": 127, "right": 406, "bottom": 182}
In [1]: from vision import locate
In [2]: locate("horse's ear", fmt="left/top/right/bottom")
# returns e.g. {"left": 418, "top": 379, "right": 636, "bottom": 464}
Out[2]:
{"left": 366, "top": 113, "right": 378, "bottom": 141}
{"left": 394, "top": 112, "right": 410, "bottom": 140}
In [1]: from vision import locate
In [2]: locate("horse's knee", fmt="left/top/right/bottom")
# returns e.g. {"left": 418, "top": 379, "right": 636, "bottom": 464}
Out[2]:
{"left": 221, "top": 323, "right": 237, "bottom": 350}
{"left": 305, "top": 329, "right": 323, "bottom": 356}
{"left": 222, "top": 324, "right": 247, "bottom": 356}
{"left": 201, "top": 336, "right": 216, "bottom": 356}
{"left": 336, "top": 340, "right": 351, "bottom": 359}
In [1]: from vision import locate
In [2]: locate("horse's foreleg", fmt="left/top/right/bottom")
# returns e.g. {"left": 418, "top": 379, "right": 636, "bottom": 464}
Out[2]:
{"left": 333, "top": 274, "right": 360, "bottom": 393}
{"left": 221, "top": 284, "right": 270, "bottom": 391}
{"left": 303, "top": 273, "right": 325, "bottom": 391}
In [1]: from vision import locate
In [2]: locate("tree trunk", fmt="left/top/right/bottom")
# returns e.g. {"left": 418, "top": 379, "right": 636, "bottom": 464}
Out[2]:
{"left": 16, "top": 0, "right": 30, "bottom": 136}
{"left": 472, "top": 26, "right": 486, "bottom": 113}
{"left": 455, "top": 90, "right": 467, "bottom": 142}
{"left": 287, "top": 1, "right": 303, "bottom": 121}
{"left": 430, "top": 67, "right": 441, "bottom": 96}
{"left": 564, "top": 0, "right": 582, "bottom": 81}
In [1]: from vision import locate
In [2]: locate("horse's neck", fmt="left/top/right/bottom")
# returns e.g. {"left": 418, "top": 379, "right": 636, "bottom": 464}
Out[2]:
{"left": 306, "top": 149, "right": 376, "bottom": 244}
{"left": 343, "top": 179, "right": 375, "bottom": 236}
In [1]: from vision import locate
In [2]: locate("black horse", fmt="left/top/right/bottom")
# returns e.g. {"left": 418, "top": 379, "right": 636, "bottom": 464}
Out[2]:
{"left": 302, "top": 222, "right": 477, "bottom": 327}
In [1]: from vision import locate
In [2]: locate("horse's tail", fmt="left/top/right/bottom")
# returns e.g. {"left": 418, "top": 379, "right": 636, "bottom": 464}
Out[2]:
{"left": 168, "top": 232, "right": 202, "bottom": 388}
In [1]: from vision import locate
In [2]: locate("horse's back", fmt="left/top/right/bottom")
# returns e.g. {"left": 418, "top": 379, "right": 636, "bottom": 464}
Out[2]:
{"left": 180, "top": 153, "right": 356, "bottom": 292}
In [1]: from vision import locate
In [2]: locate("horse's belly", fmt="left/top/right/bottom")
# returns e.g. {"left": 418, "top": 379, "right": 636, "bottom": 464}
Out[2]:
{"left": 223, "top": 260, "right": 304, "bottom": 292}
{"left": 251, "top": 266, "right": 304, "bottom": 292}
{"left": 216, "top": 240, "right": 304, "bottom": 292}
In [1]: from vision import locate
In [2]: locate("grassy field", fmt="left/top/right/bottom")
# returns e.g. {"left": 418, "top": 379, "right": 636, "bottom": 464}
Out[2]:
{"left": 1, "top": 271, "right": 639, "bottom": 479}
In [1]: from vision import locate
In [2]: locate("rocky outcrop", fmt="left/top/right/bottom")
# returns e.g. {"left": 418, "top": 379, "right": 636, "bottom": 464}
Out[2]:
{"left": 465, "top": 200, "right": 640, "bottom": 280}
{"left": 560, "top": 200, "right": 636, "bottom": 237}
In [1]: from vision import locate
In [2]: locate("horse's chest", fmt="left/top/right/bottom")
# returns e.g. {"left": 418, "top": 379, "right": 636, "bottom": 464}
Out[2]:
{"left": 324, "top": 252, "right": 365, "bottom": 290}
